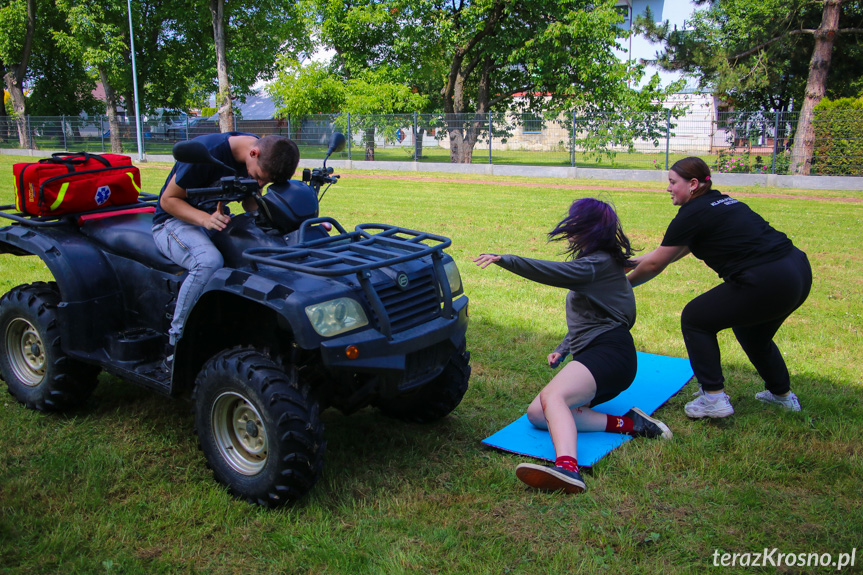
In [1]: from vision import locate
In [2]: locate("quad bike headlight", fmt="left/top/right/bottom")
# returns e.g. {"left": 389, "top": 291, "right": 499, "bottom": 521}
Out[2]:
{"left": 443, "top": 260, "right": 464, "bottom": 298}
{"left": 305, "top": 298, "right": 369, "bottom": 337}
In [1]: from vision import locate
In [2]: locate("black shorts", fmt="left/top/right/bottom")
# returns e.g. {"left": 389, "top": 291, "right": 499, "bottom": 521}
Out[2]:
{"left": 571, "top": 325, "right": 637, "bottom": 407}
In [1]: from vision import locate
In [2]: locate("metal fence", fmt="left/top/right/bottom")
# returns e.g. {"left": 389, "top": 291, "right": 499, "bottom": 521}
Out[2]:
{"left": 1, "top": 110, "right": 861, "bottom": 176}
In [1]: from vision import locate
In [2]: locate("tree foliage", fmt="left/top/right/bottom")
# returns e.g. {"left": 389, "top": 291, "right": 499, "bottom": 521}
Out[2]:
{"left": 297, "top": 0, "right": 676, "bottom": 163}
{"left": 636, "top": 0, "right": 863, "bottom": 113}
{"left": 271, "top": 59, "right": 428, "bottom": 159}
{"left": 204, "top": 0, "right": 310, "bottom": 130}
{"left": 637, "top": 0, "right": 863, "bottom": 173}
{"left": 0, "top": 0, "right": 310, "bottom": 141}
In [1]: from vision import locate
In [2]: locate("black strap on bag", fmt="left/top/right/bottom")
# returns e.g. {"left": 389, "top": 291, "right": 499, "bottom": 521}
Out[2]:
{"left": 39, "top": 151, "right": 111, "bottom": 173}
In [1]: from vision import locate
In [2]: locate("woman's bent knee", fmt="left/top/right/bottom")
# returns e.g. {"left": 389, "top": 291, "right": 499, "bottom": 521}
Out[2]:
{"left": 526, "top": 399, "right": 547, "bottom": 429}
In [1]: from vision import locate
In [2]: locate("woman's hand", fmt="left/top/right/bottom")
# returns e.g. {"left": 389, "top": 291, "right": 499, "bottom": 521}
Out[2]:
{"left": 547, "top": 352, "right": 563, "bottom": 369}
{"left": 625, "top": 255, "right": 644, "bottom": 272}
{"left": 472, "top": 253, "right": 501, "bottom": 269}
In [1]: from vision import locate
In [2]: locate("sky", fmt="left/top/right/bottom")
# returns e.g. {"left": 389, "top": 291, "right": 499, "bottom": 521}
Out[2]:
{"left": 620, "top": 0, "right": 701, "bottom": 89}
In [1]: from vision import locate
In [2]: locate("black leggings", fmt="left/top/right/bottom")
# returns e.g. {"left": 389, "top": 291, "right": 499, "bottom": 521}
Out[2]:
{"left": 681, "top": 248, "right": 812, "bottom": 394}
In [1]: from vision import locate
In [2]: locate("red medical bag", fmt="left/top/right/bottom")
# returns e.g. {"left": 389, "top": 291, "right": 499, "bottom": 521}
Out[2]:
{"left": 13, "top": 152, "right": 142, "bottom": 216}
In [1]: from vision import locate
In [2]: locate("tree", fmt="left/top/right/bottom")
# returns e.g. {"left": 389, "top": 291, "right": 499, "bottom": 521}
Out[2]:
{"left": 636, "top": 0, "right": 863, "bottom": 174}
{"left": 131, "top": 0, "right": 213, "bottom": 114}
{"left": 54, "top": 0, "right": 131, "bottom": 152}
{"left": 205, "top": 0, "right": 309, "bottom": 132}
{"left": 304, "top": 0, "right": 448, "bottom": 158}
{"left": 210, "top": 0, "right": 232, "bottom": 131}
{"left": 27, "top": 4, "right": 101, "bottom": 117}
{"left": 304, "top": 0, "right": 673, "bottom": 163}
{"left": 0, "top": 0, "right": 35, "bottom": 147}
{"left": 271, "top": 60, "right": 428, "bottom": 159}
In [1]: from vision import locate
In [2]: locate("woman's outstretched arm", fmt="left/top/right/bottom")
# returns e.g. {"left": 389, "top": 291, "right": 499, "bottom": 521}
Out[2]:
{"left": 627, "top": 245, "right": 691, "bottom": 287}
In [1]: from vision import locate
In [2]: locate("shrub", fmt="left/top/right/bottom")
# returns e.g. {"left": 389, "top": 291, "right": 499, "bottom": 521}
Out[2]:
{"left": 714, "top": 151, "right": 770, "bottom": 174}
{"left": 811, "top": 97, "right": 863, "bottom": 176}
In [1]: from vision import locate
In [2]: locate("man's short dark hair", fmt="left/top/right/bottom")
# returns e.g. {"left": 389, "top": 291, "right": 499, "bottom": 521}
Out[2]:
{"left": 256, "top": 136, "right": 300, "bottom": 183}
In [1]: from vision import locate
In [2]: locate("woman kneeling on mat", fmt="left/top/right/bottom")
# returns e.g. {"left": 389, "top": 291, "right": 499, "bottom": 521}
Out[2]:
{"left": 626, "top": 157, "right": 812, "bottom": 419}
{"left": 474, "top": 198, "right": 672, "bottom": 495}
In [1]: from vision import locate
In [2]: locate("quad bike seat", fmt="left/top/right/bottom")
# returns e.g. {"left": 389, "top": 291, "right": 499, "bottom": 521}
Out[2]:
{"left": 78, "top": 210, "right": 184, "bottom": 273}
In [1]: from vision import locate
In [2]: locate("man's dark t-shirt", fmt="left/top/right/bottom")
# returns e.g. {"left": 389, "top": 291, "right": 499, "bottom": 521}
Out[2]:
{"left": 153, "top": 132, "right": 257, "bottom": 226}
{"left": 661, "top": 189, "right": 793, "bottom": 279}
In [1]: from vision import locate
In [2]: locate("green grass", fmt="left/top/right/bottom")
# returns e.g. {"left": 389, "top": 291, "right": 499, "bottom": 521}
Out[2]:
{"left": 0, "top": 155, "right": 861, "bottom": 574}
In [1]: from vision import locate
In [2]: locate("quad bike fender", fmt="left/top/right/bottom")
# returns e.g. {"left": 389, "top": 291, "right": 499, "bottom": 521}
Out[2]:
{"left": 174, "top": 269, "right": 302, "bottom": 387}
{"left": 192, "top": 268, "right": 327, "bottom": 348}
{"left": 0, "top": 225, "right": 125, "bottom": 352}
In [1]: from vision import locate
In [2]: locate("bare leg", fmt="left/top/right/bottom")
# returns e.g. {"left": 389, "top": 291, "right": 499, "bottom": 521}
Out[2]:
{"left": 524, "top": 361, "right": 597, "bottom": 459}
{"left": 527, "top": 398, "right": 609, "bottom": 432}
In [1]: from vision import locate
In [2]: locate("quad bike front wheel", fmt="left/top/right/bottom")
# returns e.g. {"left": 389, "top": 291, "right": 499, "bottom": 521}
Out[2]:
{"left": 0, "top": 282, "right": 100, "bottom": 411}
{"left": 376, "top": 346, "right": 471, "bottom": 423}
{"left": 193, "top": 347, "right": 325, "bottom": 507}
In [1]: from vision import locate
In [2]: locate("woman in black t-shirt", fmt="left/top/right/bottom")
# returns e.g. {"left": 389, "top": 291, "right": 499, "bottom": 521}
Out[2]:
{"left": 627, "top": 157, "right": 812, "bottom": 419}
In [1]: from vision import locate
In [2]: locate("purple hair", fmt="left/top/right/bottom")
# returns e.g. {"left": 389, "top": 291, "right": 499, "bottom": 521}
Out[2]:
{"left": 547, "top": 198, "right": 635, "bottom": 266}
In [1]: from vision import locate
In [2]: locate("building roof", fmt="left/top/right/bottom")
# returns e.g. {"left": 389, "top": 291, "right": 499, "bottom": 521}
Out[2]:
{"left": 231, "top": 94, "right": 277, "bottom": 120}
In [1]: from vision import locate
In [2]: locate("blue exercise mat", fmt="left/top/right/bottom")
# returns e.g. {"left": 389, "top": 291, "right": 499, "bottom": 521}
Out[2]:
{"left": 481, "top": 352, "right": 694, "bottom": 468}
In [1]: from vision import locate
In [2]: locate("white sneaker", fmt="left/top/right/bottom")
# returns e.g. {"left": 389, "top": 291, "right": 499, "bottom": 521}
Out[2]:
{"left": 685, "top": 390, "right": 734, "bottom": 419}
{"left": 755, "top": 390, "right": 801, "bottom": 412}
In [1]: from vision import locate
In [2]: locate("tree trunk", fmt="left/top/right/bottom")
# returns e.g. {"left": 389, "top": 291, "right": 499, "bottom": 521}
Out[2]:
{"left": 790, "top": 0, "right": 842, "bottom": 175}
{"left": 447, "top": 125, "right": 465, "bottom": 163}
{"left": 4, "top": 73, "right": 30, "bottom": 148}
{"left": 210, "top": 0, "right": 234, "bottom": 133}
{"left": 0, "top": 82, "right": 8, "bottom": 142}
{"left": 99, "top": 67, "right": 123, "bottom": 153}
{"left": 363, "top": 127, "right": 376, "bottom": 161}
{"left": 3, "top": 0, "right": 35, "bottom": 149}
{"left": 444, "top": 53, "right": 493, "bottom": 163}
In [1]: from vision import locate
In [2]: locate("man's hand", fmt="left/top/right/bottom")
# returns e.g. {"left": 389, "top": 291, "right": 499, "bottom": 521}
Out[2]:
{"left": 160, "top": 174, "right": 230, "bottom": 231}
{"left": 548, "top": 352, "right": 563, "bottom": 369}
{"left": 203, "top": 201, "right": 230, "bottom": 231}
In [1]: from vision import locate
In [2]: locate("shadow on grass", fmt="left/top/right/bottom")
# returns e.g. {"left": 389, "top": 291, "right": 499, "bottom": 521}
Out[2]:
{"left": 4, "top": 314, "right": 859, "bottom": 512}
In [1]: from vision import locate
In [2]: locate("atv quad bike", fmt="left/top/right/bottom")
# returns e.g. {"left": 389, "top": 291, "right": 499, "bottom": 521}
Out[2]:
{"left": 0, "top": 134, "right": 470, "bottom": 507}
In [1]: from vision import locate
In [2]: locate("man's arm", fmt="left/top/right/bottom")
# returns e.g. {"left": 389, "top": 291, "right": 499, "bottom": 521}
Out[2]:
{"left": 627, "top": 245, "right": 691, "bottom": 287}
{"left": 160, "top": 174, "right": 230, "bottom": 231}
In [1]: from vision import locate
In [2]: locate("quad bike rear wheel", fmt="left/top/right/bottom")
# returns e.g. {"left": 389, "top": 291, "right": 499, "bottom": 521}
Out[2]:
{"left": 0, "top": 282, "right": 100, "bottom": 411}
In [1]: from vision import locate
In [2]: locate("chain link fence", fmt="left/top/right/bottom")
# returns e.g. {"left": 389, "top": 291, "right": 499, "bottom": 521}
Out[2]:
{"left": 1, "top": 110, "right": 860, "bottom": 176}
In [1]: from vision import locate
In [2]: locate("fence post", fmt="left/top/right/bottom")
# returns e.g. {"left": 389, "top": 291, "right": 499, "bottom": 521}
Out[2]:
{"left": 184, "top": 115, "right": 189, "bottom": 141}
{"left": 61, "top": 115, "right": 67, "bottom": 150}
{"left": 665, "top": 108, "right": 671, "bottom": 170}
{"left": 347, "top": 113, "right": 352, "bottom": 161}
{"left": 100, "top": 116, "right": 105, "bottom": 153}
{"left": 771, "top": 111, "right": 780, "bottom": 174}
{"left": 27, "top": 116, "right": 33, "bottom": 149}
{"left": 413, "top": 111, "right": 418, "bottom": 162}
{"left": 488, "top": 111, "right": 492, "bottom": 164}
{"left": 571, "top": 110, "right": 576, "bottom": 167}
